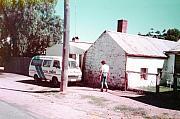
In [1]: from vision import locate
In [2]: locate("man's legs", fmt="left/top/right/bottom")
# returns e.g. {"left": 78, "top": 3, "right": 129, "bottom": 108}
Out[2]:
{"left": 101, "top": 75, "right": 104, "bottom": 92}
{"left": 104, "top": 78, "right": 108, "bottom": 92}
{"left": 102, "top": 73, "right": 108, "bottom": 92}
{"left": 101, "top": 82, "right": 104, "bottom": 92}
{"left": 104, "top": 81, "right": 108, "bottom": 88}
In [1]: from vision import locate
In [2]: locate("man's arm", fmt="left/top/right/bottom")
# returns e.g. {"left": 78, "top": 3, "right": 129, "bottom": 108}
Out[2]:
{"left": 107, "top": 71, "right": 110, "bottom": 81}
{"left": 99, "top": 66, "right": 103, "bottom": 80}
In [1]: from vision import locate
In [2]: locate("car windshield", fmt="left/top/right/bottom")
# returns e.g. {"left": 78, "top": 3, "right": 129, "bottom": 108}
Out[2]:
{"left": 69, "top": 61, "right": 77, "bottom": 68}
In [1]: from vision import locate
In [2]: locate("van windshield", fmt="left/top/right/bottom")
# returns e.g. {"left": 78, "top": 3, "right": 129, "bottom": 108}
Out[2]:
{"left": 69, "top": 61, "right": 77, "bottom": 68}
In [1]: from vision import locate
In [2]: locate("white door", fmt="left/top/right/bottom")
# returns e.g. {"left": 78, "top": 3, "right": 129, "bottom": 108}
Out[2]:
{"left": 51, "top": 60, "right": 61, "bottom": 81}
{"left": 42, "top": 60, "right": 53, "bottom": 80}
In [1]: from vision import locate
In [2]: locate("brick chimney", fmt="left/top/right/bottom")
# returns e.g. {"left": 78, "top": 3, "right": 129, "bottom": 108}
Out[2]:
{"left": 72, "top": 36, "right": 79, "bottom": 42}
{"left": 117, "top": 20, "right": 128, "bottom": 33}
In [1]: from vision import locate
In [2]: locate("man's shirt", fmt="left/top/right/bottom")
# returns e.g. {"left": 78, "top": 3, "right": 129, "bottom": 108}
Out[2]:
{"left": 101, "top": 64, "right": 109, "bottom": 73}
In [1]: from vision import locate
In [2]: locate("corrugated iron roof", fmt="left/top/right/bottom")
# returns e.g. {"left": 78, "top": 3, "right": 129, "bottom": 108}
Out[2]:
{"left": 107, "top": 31, "right": 178, "bottom": 58}
{"left": 70, "top": 41, "right": 92, "bottom": 51}
{"left": 46, "top": 42, "right": 92, "bottom": 56}
{"left": 169, "top": 42, "right": 180, "bottom": 52}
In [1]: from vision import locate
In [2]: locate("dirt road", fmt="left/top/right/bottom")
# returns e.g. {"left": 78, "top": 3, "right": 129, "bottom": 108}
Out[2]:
{"left": 0, "top": 72, "right": 179, "bottom": 119}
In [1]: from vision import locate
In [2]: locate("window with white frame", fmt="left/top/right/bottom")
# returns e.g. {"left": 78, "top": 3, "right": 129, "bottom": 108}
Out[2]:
{"left": 140, "top": 68, "right": 148, "bottom": 80}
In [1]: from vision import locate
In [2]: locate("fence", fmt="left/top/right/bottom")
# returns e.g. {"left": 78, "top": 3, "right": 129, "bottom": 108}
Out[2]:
{"left": 4, "top": 57, "right": 31, "bottom": 76}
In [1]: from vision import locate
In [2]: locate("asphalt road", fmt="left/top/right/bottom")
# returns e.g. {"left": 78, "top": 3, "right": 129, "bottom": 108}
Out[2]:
{"left": 0, "top": 100, "right": 37, "bottom": 119}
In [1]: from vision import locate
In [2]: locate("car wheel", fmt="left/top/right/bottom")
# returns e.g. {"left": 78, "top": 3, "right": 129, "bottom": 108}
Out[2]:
{"left": 52, "top": 77, "right": 59, "bottom": 87}
{"left": 34, "top": 74, "right": 41, "bottom": 83}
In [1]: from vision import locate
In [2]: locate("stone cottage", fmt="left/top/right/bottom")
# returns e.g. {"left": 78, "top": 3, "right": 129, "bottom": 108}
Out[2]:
{"left": 83, "top": 20, "right": 178, "bottom": 90}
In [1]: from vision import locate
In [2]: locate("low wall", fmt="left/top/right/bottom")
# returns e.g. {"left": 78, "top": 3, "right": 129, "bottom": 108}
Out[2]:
{"left": 4, "top": 57, "right": 31, "bottom": 76}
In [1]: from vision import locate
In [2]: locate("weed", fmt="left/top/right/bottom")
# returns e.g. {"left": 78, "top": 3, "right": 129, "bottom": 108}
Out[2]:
{"left": 113, "top": 105, "right": 172, "bottom": 119}
{"left": 113, "top": 105, "right": 147, "bottom": 117}
{"left": 81, "top": 95, "right": 108, "bottom": 106}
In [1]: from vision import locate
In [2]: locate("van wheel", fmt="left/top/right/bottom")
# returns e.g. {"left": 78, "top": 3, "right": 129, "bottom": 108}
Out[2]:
{"left": 34, "top": 74, "right": 41, "bottom": 83}
{"left": 52, "top": 77, "right": 59, "bottom": 87}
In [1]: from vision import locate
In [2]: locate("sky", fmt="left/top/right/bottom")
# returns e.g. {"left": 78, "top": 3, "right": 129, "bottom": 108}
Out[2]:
{"left": 55, "top": 0, "right": 180, "bottom": 43}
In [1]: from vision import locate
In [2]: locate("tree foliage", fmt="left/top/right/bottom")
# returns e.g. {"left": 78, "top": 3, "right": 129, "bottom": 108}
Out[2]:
{"left": 18, "top": 3, "right": 63, "bottom": 57}
{"left": 0, "top": 0, "right": 63, "bottom": 57}
{"left": 138, "top": 28, "right": 180, "bottom": 42}
{"left": 165, "top": 29, "right": 180, "bottom": 42}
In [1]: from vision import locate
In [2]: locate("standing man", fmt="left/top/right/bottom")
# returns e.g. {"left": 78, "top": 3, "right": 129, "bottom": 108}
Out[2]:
{"left": 100, "top": 60, "right": 110, "bottom": 92}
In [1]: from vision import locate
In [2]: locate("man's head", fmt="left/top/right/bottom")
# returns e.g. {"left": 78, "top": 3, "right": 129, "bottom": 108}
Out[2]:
{"left": 101, "top": 60, "right": 106, "bottom": 65}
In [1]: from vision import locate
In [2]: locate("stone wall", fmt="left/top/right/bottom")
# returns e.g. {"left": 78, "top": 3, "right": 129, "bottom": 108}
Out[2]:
{"left": 83, "top": 32, "right": 126, "bottom": 89}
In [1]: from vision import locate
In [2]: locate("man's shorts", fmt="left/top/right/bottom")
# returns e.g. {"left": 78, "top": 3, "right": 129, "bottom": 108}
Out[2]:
{"left": 101, "top": 72, "right": 108, "bottom": 83}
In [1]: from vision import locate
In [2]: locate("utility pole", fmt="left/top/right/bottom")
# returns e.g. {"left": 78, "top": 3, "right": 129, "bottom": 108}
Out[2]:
{"left": 60, "top": 0, "right": 70, "bottom": 92}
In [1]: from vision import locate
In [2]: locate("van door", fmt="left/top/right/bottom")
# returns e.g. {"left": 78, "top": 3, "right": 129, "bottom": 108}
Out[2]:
{"left": 68, "top": 60, "right": 79, "bottom": 81}
{"left": 51, "top": 60, "right": 61, "bottom": 81}
{"left": 30, "top": 58, "right": 44, "bottom": 78}
{"left": 42, "top": 59, "right": 53, "bottom": 80}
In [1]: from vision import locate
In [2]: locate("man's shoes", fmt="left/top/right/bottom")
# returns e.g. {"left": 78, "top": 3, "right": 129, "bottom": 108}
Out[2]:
{"left": 100, "top": 88, "right": 103, "bottom": 92}
{"left": 105, "top": 88, "right": 108, "bottom": 92}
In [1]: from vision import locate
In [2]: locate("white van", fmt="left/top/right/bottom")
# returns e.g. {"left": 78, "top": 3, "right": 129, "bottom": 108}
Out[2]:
{"left": 29, "top": 55, "right": 82, "bottom": 86}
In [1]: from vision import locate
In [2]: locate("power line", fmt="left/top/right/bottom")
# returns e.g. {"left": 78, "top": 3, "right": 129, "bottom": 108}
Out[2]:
{"left": 74, "top": 0, "right": 77, "bottom": 36}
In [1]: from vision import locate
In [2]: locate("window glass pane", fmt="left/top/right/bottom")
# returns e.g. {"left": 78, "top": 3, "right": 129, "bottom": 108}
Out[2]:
{"left": 140, "top": 68, "right": 148, "bottom": 80}
{"left": 43, "top": 60, "right": 52, "bottom": 67}
{"left": 69, "top": 54, "right": 76, "bottom": 60}
{"left": 31, "top": 59, "right": 43, "bottom": 66}
{"left": 53, "top": 60, "right": 60, "bottom": 68}
{"left": 69, "top": 61, "right": 76, "bottom": 68}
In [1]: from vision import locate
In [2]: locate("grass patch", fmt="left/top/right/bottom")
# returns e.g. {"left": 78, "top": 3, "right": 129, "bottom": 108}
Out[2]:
{"left": 113, "top": 105, "right": 172, "bottom": 118}
{"left": 81, "top": 95, "right": 108, "bottom": 106}
{"left": 144, "top": 114, "right": 172, "bottom": 119}
{"left": 136, "top": 86, "right": 174, "bottom": 92}
{"left": 159, "top": 86, "right": 174, "bottom": 92}
{"left": 113, "top": 105, "right": 147, "bottom": 117}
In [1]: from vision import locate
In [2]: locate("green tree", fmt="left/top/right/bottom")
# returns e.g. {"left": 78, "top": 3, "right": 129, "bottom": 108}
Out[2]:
{"left": 164, "top": 28, "right": 180, "bottom": 42}
{"left": 18, "top": 2, "right": 63, "bottom": 57}
{"left": 138, "top": 28, "right": 180, "bottom": 42}
{"left": 0, "top": 0, "right": 24, "bottom": 56}
{"left": 0, "top": 0, "right": 62, "bottom": 57}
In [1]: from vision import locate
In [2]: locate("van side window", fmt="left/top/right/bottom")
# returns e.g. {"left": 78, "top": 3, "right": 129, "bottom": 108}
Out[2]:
{"left": 53, "top": 60, "right": 60, "bottom": 68}
{"left": 31, "top": 59, "right": 43, "bottom": 66}
{"left": 69, "top": 61, "right": 76, "bottom": 68}
{"left": 43, "top": 60, "right": 52, "bottom": 67}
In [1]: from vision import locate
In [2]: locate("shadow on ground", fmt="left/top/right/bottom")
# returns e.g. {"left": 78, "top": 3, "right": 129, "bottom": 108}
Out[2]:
{"left": 16, "top": 80, "right": 85, "bottom": 88}
{"left": 0, "top": 87, "right": 59, "bottom": 93}
{"left": 17, "top": 80, "right": 57, "bottom": 88}
{"left": 0, "top": 69, "right": 5, "bottom": 75}
{"left": 121, "top": 91, "right": 180, "bottom": 111}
